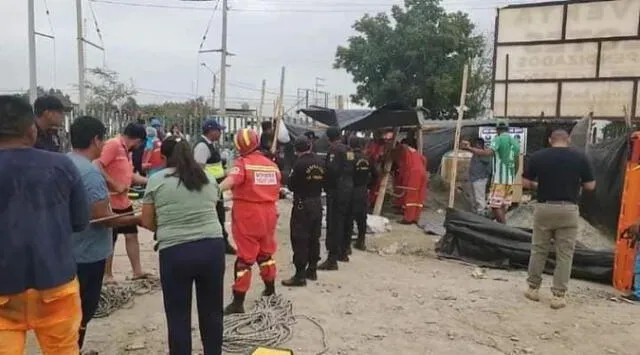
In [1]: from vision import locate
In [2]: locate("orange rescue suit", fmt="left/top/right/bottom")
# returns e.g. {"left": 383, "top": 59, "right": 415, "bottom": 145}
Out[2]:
{"left": 398, "top": 145, "right": 428, "bottom": 223}
{"left": 227, "top": 151, "right": 281, "bottom": 293}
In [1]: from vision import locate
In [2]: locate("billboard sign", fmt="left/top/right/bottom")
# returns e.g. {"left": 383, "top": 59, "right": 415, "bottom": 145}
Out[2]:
{"left": 492, "top": 0, "right": 640, "bottom": 120}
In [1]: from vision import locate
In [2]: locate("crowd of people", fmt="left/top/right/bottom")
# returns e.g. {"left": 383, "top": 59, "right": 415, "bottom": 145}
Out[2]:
{"left": 0, "top": 91, "right": 607, "bottom": 355}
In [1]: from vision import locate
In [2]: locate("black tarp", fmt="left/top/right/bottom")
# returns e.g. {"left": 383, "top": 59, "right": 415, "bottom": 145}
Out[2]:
{"left": 298, "top": 106, "right": 371, "bottom": 128}
{"left": 436, "top": 209, "right": 614, "bottom": 284}
{"left": 341, "top": 103, "right": 428, "bottom": 131}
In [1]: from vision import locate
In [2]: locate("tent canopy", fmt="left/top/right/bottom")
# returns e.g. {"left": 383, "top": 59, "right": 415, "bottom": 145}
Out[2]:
{"left": 340, "top": 103, "right": 428, "bottom": 131}
{"left": 298, "top": 106, "right": 371, "bottom": 128}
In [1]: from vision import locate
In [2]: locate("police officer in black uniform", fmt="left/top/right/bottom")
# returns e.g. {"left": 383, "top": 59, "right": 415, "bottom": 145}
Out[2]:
{"left": 193, "top": 118, "right": 236, "bottom": 255}
{"left": 282, "top": 136, "right": 325, "bottom": 286}
{"left": 318, "top": 126, "right": 355, "bottom": 270}
{"left": 346, "top": 136, "right": 378, "bottom": 251}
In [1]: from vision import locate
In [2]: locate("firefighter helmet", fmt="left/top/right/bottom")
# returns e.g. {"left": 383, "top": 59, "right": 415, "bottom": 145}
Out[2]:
{"left": 234, "top": 128, "right": 260, "bottom": 156}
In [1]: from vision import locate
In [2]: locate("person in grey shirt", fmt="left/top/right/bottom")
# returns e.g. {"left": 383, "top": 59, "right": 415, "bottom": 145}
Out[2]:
{"left": 468, "top": 137, "right": 491, "bottom": 215}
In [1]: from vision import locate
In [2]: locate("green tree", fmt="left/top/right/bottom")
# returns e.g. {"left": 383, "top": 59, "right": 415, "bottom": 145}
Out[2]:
{"left": 334, "top": 0, "right": 489, "bottom": 119}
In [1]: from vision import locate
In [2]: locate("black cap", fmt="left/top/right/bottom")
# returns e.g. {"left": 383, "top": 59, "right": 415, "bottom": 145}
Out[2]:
{"left": 294, "top": 136, "right": 311, "bottom": 152}
{"left": 326, "top": 126, "right": 341, "bottom": 141}
{"left": 123, "top": 123, "right": 147, "bottom": 141}
{"left": 304, "top": 130, "right": 318, "bottom": 140}
{"left": 33, "top": 95, "right": 70, "bottom": 116}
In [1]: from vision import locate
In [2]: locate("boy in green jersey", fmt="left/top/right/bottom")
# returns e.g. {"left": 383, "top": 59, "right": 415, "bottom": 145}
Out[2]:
{"left": 461, "top": 121, "right": 520, "bottom": 223}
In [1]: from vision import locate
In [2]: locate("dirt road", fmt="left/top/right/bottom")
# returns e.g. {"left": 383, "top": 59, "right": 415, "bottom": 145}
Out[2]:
{"left": 27, "top": 200, "right": 639, "bottom": 354}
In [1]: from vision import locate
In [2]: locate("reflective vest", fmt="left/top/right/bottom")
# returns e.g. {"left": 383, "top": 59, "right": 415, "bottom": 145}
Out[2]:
{"left": 196, "top": 137, "right": 226, "bottom": 181}
{"left": 232, "top": 152, "right": 281, "bottom": 203}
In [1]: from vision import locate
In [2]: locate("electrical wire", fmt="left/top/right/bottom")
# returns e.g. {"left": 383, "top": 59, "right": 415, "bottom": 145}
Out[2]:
{"left": 41, "top": 0, "right": 57, "bottom": 88}
{"left": 198, "top": 0, "right": 221, "bottom": 50}
{"left": 88, "top": 0, "right": 108, "bottom": 66}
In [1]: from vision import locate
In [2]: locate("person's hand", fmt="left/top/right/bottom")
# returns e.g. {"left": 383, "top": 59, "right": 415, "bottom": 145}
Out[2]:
{"left": 460, "top": 140, "right": 471, "bottom": 150}
{"left": 112, "top": 183, "right": 128, "bottom": 194}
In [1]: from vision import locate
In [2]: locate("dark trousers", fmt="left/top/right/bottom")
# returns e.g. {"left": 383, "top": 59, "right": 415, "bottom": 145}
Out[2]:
{"left": 347, "top": 186, "right": 368, "bottom": 241}
{"left": 290, "top": 197, "right": 322, "bottom": 271}
{"left": 77, "top": 259, "right": 106, "bottom": 348}
{"left": 216, "top": 200, "right": 230, "bottom": 242}
{"left": 325, "top": 188, "right": 352, "bottom": 259}
{"left": 159, "top": 238, "right": 225, "bottom": 355}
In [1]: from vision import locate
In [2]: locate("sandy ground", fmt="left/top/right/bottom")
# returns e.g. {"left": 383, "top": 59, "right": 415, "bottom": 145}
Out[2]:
{"left": 26, "top": 199, "right": 640, "bottom": 355}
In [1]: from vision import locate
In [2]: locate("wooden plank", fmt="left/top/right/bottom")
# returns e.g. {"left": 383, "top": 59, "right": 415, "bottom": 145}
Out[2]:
{"left": 373, "top": 127, "right": 401, "bottom": 215}
{"left": 448, "top": 64, "right": 470, "bottom": 208}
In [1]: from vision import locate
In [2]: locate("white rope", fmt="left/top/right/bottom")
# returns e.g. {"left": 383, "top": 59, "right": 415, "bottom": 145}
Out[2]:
{"left": 223, "top": 294, "right": 329, "bottom": 355}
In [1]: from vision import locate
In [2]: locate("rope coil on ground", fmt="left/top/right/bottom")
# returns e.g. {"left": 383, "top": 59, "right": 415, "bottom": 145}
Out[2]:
{"left": 94, "top": 277, "right": 161, "bottom": 319}
{"left": 223, "top": 294, "right": 328, "bottom": 355}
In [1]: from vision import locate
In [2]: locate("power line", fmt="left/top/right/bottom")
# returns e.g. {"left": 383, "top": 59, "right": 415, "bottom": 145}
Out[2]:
{"left": 198, "top": 0, "right": 221, "bottom": 50}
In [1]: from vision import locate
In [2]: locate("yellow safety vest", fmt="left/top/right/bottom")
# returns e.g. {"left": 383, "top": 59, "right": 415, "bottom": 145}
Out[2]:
{"left": 205, "top": 162, "right": 225, "bottom": 180}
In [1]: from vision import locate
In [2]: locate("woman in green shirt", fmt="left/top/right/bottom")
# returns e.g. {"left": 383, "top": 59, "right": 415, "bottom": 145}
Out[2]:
{"left": 140, "top": 136, "right": 224, "bottom": 355}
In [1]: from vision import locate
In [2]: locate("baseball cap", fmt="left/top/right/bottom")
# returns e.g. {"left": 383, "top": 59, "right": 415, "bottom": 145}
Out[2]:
{"left": 294, "top": 136, "right": 311, "bottom": 152}
{"left": 123, "top": 123, "right": 147, "bottom": 141}
{"left": 202, "top": 118, "right": 225, "bottom": 133}
{"left": 496, "top": 119, "right": 509, "bottom": 129}
{"left": 33, "top": 95, "right": 70, "bottom": 116}
{"left": 150, "top": 118, "right": 162, "bottom": 128}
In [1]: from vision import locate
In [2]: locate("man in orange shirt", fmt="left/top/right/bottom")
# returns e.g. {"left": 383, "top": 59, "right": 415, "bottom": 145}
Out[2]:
{"left": 96, "top": 123, "right": 150, "bottom": 283}
{"left": 219, "top": 128, "right": 281, "bottom": 314}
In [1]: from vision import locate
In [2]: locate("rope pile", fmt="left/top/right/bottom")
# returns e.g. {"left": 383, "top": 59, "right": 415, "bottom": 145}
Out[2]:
{"left": 223, "top": 294, "right": 328, "bottom": 355}
{"left": 94, "top": 277, "right": 161, "bottom": 319}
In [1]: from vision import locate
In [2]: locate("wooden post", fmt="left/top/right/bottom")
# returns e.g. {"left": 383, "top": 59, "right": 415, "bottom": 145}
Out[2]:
{"left": 448, "top": 64, "right": 470, "bottom": 209}
{"left": 373, "top": 127, "right": 401, "bottom": 216}
{"left": 271, "top": 66, "right": 286, "bottom": 154}
{"left": 415, "top": 98, "right": 424, "bottom": 154}
{"left": 258, "top": 79, "right": 266, "bottom": 120}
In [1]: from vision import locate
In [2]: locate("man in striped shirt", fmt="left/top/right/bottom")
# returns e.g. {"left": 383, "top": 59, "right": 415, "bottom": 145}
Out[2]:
{"left": 462, "top": 121, "right": 520, "bottom": 223}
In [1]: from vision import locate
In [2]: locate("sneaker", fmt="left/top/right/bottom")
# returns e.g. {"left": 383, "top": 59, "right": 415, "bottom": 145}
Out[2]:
{"left": 524, "top": 287, "right": 540, "bottom": 302}
{"left": 550, "top": 295, "right": 567, "bottom": 309}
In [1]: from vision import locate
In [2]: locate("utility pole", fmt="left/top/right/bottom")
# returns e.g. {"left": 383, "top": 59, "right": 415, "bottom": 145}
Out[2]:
{"left": 258, "top": 79, "right": 266, "bottom": 120}
{"left": 219, "top": 0, "right": 228, "bottom": 117}
{"left": 28, "top": 0, "right": 37, "bottom": 104}
{"left": 76, "top": 0, "right": 86, "bottom": 113}
{"left": 211, "top": 74, "right": 216, "bottom": 112}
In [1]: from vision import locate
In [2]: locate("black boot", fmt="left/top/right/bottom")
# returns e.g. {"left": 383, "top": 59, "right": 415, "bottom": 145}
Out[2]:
{"left": 317, "top": 257, "right": 338, "bottom": 270}
{"left": 281, "top": 268, "right": 306, "bottom": 287}
{"left": 223, "top": 291, "right": 246, "bottom": 315}
{"left": 354, "top": 237, "right": 366, "bottom": 251}
{"left": 306, "top": 267, "right": 318, "bottom": 281}
{"left": 262, "top": 281, "right": 276, "bottom": 297}
{"left": 338, "top": 254, "right": 350, "bottom": 262}
{"left": 224, "top": 239, "right": 236, "bottom": 255}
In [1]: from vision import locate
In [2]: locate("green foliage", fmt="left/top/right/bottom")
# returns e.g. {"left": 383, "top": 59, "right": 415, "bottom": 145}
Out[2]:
{"left": 139, "top": 96, "right": 209, "bottom": 127}
{"left": 334, "top": 0, "right": 490, "bottom": 119}
{"left": 86, "top": 67, "right": 137, "bottom": 113}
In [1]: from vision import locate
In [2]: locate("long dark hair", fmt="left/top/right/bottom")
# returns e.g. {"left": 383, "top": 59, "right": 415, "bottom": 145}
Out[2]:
{"left": 160, "top": 136, "right": 209, "bottom": 191}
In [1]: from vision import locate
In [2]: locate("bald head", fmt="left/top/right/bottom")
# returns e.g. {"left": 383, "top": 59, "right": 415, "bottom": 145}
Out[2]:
{"left": 549, "top": 129, "right": 570, "bottom": 147}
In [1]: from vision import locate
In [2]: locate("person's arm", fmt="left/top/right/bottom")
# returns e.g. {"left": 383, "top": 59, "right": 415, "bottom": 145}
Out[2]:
{"left": 132, "top": 173, "right": 148, "bottom": 185}
{"left": 96, "top": 141, "right": 127, "bottom": 193}
{"left": 219, "top": 160, "right": 245, "bottom": 192}
{"left": 85, "top": 171, "right": 139, "bottom": 226}
{"left": 287, "top": 160, "right": 302, "bottom": 193}
{"left": 193, "top": 142, "right": 210, "bottom": 168}
{"left": 581, "top": 155, "right": 596, "bottom": 191}
{"left": 67, "top": 160, "right": 90, "bottom": 233}
{"left": 512, "top": 138, "right": 521, "bottom": 175}
{"left": 461, "top": 139, "right": 495, "bottom": 157}
{"left": 522, "top": 153, "right": 538, "bottom": 190}
{"left": 140, "top": 175, "right": 159, "bottom": 231}
{"left": 368, "top": 157, "right": 379, "bottom": 190}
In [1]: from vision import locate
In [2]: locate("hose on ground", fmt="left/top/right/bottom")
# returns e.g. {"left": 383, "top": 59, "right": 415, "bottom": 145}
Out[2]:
{"left": 223, "top": 294, "right": 328, "bottom": 355}
{"left": 94, "top": 277, "right": 161, "bottom": 319}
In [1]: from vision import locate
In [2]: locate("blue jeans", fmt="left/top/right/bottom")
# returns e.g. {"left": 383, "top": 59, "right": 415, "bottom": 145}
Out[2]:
{"left": 159, "top": 238, "right": 225, "bottom": 355}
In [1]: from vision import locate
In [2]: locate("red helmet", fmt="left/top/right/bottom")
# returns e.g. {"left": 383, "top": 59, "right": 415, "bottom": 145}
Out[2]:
{"left": 234, "top": 128, "right": 260, "bottom": 156}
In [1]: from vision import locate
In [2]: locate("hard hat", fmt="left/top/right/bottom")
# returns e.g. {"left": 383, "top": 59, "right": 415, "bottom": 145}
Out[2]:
{"left": 234, "top": 128, "right": 260, "bottom": 156}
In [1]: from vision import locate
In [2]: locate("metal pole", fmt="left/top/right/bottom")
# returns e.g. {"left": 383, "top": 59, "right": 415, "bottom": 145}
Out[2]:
{"left": 76, "top": 0, "right": 86, "bottom": 113}
{"left": 211, "top": 74, "right": 216, "bottom": 112}
{"left": 219, "top": 0, "right": 228, "bottom": 117}
{"left": 448, "top": 64, "right": 470, "bottom": 209}
{"left": 258, "top": 79, "right": 266, "bottom": 120}
{"left": 28, "top": 0, "right": 37, "bottom": 104}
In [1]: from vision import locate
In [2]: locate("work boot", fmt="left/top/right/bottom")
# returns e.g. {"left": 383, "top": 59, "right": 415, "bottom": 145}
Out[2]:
{"left": 317, "top": 258, "right": 339, "bottom": 271}
{"left": 305, "top": 268, "right": 318, "bottom": 281}
{"left": 550, "top": 294, "right": 567, "bottom": 309}
{"left": 524, "top": 287, "right": 540, "bottom": 302}
{"left": 224, "top": 240, "right": 236, "bottom": 255}
{"left": 354, "top": 238, "right": 366, "bottom": 251}
{"left": 281, "top": 269, "right": 307, "bottom": 287}
{"left": 338, "top": 254, "right": 350, "bottom": 262}
{"left": 262, "top": 281, "right": 276, "bottom": 297}
{"left": 223, "top": 291, "right": 246, "bottom": 315}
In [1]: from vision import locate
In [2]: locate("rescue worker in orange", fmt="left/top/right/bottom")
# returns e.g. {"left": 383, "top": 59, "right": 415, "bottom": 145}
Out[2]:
{"left": 219, "top": 128, "right": 281, "bottom": 314}
{"left": 395, "top": 139, "right": 428, "bottom": 224}
{"left": 365, "top": 130, "right": 390, "bottom": 207}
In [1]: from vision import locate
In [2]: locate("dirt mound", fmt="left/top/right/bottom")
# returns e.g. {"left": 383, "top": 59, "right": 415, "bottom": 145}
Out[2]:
{"left": 506, "top": 204, "right": 614, "bottom": 250}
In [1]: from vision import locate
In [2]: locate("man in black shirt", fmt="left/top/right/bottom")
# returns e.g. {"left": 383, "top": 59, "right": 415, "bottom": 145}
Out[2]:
{"left": 318, "top": 126, "right": 355, "bottom": 270}
{"left": 33, "top": 95, "right": 68, "bottom": 152}
{"left": 282, "top": 137, "right": 325, "bottom": 287}
{"left": 522, "top": 129, "right": 596, "bottom": 310}
{"left": 347, "top": 137, "right": 378, "bottom": 251}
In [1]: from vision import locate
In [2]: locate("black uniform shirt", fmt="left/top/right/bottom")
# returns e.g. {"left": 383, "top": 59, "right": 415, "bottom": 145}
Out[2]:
{"left": 353, "top": 151, "right": 378, "bottom": 189}
{"left": 288, "top": 152, "right": 325, "bottom": 199}
{"left": 34, "top": 123, "right": 61, "bottom": 153}
{"left": 325, "top": 142, "right": 354, "bottom": 190}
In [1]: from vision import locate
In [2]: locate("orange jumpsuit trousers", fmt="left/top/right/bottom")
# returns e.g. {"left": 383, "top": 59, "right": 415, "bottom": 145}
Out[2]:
{"left": 402, "top": 151, "right": 428, "bottom": 223}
